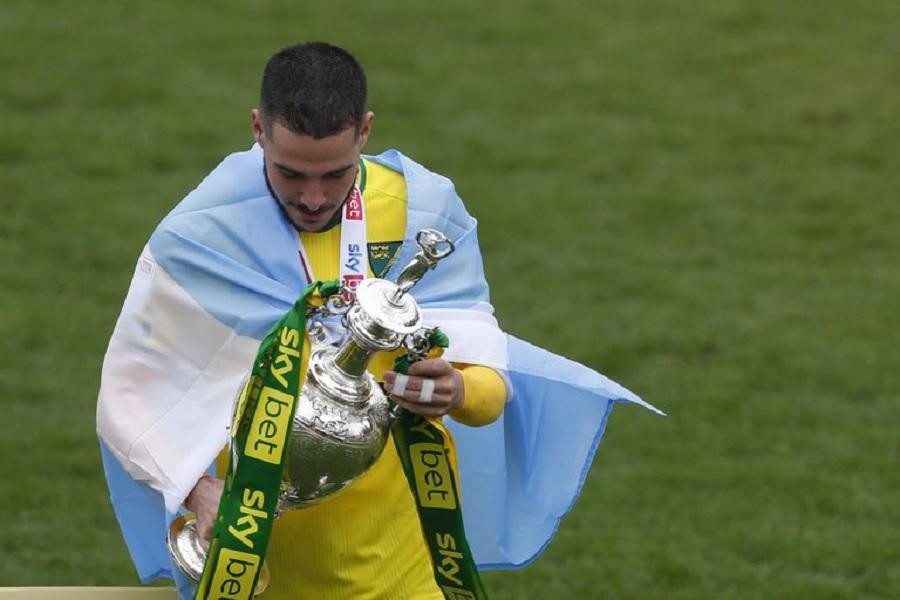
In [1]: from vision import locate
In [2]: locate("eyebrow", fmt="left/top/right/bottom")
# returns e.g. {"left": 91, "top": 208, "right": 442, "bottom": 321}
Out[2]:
{"left": 273, "top": 162, "right": 355, "bottom": 178}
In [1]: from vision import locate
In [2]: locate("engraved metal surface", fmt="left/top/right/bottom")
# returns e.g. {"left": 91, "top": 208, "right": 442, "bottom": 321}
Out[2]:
{"left": 279, "top": 345, "right": 391, "bottom": 511}
{"left": 167, "top": 516, "right": 206, "bottom": 582}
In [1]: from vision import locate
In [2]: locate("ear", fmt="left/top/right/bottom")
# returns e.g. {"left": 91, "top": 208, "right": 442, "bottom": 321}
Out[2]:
{"left": 251, "top": 109, "right": 265, "bottom": 145}
{"left": 357, "top": 111, "right": 375, "bottom": 149}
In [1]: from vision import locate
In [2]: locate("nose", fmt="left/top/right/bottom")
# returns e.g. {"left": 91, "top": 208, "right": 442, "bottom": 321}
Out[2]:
{"left": 298, "top": 180, "right": 327, "bottom": 211}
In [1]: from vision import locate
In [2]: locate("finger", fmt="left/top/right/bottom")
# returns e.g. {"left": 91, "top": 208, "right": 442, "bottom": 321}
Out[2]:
{"left": 385, "top": 372, "right": 442, "bottom": 394}
{"left": 386, "top": 373, "right": 410, "bottom": 396}
{"left": 389, "top": 389, "right": 454, "bottom": 408}
{"left": 194, "top": 514, "right": 215, "bottom": 543}
{"left": 388, "top": 382, "right": 455, "bottom": 406}
{"left": 417, "top": 378, "right": 436, "bottom": 404}
{"left": 407, "top": 359, "right": 454, "bottom": 378}
{"left": 392, "top": 394, "right": 454, "bottom": 417}
{"left": 385, "top": 373, "right": 423, "bottom": 396}
{"left": 386, "top": 374, "right": 457, "bottom": 396}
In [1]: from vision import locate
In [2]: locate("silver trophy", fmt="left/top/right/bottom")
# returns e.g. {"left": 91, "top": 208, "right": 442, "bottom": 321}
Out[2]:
{"left": 168, "top": 229, "right": 455, "bottom": 591}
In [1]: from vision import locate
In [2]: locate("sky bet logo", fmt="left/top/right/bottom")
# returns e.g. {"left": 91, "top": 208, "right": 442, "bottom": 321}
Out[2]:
{"left": 344, "top": 243, "right": 363, "bottom": 273}
{"left": 410, "top": 442, "right": 456, "bottom": 510}
{"left": 342, "top": 242, "right": 365, "bottom": 302}
{"left": 345, "top": 192, "right": 363, "bottom": 221}
{"left": 342, "top": 274, "right": 364, "bottom": 302}
{"left": 207, "top": 488, "right": 268, "bottom": 599}
{"left": 208, "top": 547, "right": 260, "bottom": 600}
{"left": 245, "top": 326, "right": 300, "bottom": 465}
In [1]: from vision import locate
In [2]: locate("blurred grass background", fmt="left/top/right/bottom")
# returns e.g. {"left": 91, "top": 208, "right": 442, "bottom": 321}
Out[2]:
{"left": 1, "top": 0, "right": 898, "bottom": 597}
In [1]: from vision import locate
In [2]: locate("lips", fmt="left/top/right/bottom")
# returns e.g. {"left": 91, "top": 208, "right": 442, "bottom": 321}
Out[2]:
{"left": 280, "top": 200, "right": 338, "bottom": 231}
{"left": 298, "top": 205, "right": 327, "bottom": 215}
{"left": 295, "top": 205, "right": 331, "bottom": 221}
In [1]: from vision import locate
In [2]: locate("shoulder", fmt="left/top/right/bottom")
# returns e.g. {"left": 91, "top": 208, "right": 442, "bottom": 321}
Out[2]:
{"left": 168, "top": 144, "right": 269, "bottom": 219}
{"left": 364, "top": 149, "right": 458, "bottom": 191}
{"left": 155, "top": 144, "right": 271, "bottom": 237}
{"left": 362, "top": 158, "right": 407, "bottom": 203}
{"left": 149, "top": 144, "right": 293, "bottom": 266}
{"left": 364, "top": 150, "right": 476, "bottom": 237}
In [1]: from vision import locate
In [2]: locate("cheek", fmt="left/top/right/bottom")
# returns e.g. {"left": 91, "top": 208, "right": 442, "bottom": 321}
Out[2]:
{"left": 272, "top": 185, "right": 300, "bottom": 207}
{"left": 332, "top": 175, "right": 356, "bottom": 190}
{"left": 265, "top": 170, "right": 291, "bottom": 195}
{"left": 270, "top": 176, "right": 309, "bottom": 202}
{"left": 325, "top": 177, "right": 355, "bottom": 200}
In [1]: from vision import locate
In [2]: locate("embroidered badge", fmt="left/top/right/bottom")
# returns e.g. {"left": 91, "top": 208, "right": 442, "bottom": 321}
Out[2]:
{"left": 368, "top": 241, "right": 403, "bottom": 278}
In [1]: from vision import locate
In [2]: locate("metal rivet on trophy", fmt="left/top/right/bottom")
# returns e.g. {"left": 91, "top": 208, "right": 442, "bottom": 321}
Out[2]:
{"left": 168, "top": 229, "right": 455, "bottom": 590}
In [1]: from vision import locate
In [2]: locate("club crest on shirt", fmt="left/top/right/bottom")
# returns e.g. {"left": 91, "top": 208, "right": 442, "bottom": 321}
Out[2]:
{"left": 368, "top": 241, "right": 403, "bottom": 278}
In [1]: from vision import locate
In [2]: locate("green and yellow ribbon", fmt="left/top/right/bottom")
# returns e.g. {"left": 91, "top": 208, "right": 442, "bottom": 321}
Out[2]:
{"left": 392, "top": 331, "right": 490, "bottom": 600}
{"left": 194, "top": 280, "right": 339, "bottom": 600}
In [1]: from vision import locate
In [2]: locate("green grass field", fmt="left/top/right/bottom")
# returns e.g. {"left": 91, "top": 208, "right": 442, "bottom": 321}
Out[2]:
{"left": 2, "top": 0, "right": 898, "bottom": 597}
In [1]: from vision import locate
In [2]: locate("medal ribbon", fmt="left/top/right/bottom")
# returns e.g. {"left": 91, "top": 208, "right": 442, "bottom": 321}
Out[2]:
{"left": 297, "top": 163, "right": 369, "bottom": 303}
{"left": 193, "top": 281, "right": 339, "bottom": 600}
{"left": 391, "top": 335, "right": 490, "bottom": 600}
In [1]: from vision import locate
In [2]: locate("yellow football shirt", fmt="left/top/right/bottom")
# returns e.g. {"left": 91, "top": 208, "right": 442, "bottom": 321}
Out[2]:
{"left": 264, "top": 159, "right": 442, "bottom": 600}
{"left": 219, "top": 159, "right": 505, "bottom": 599}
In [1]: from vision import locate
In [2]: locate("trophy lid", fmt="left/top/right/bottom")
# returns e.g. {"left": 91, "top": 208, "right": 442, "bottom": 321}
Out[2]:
{"left": 354, "top": 278, "right": 422, "bottom": 336}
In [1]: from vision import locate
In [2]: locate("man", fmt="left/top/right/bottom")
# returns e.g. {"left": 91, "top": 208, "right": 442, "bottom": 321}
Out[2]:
{"left": 98, "top": 42, "right": 656, "bottom": 599}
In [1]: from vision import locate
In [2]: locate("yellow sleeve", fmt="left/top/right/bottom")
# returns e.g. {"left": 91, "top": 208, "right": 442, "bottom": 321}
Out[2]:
{"left": 449, "top": 364, "right": 507, "bottom": 426}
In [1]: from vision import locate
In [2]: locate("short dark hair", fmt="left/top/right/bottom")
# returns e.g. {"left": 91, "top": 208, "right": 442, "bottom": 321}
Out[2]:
{"left": 260, "top": 42, "right": 367, "bottom": 139}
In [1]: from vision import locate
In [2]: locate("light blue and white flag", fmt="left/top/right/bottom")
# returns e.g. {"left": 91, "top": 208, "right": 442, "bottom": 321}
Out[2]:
{"left": 97, "top": 145, "right": 660, "bottom": 590}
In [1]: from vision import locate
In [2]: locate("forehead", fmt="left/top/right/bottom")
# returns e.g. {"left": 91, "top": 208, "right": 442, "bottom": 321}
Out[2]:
{"left": 266, "top": 121, "right": 358, "bottom": 172}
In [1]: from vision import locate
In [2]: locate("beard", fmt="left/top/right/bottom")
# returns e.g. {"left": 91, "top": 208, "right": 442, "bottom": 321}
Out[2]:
{"left": 262, "top": 164, "right": 351, "bottom": 233}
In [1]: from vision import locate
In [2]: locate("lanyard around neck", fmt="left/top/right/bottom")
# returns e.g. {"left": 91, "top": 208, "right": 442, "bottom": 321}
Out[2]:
{"left": 297, "top": 161, "right": 370, "bottom": 303}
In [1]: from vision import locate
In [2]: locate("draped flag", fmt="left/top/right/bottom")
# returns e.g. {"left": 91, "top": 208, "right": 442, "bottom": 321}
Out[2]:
{"left": 97, "top": 146, "right": 661, "bottom": 597}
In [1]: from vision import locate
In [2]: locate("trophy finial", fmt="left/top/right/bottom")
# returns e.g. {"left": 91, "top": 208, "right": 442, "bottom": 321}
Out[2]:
{"left": 391, "top": 229, "right": 454, "bottom": 302}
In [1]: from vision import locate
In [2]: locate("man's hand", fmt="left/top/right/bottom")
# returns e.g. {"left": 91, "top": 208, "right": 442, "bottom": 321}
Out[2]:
{"left": 383, "top": 358, "right": 464, "bottom": 417}
{"left": 184, "top": 475, "right": 224, "bottom": 550}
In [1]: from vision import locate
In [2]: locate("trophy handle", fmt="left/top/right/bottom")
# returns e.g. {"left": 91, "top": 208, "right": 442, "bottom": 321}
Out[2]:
{"left": 392, "top": 229, "right": 454, "bottom": 300}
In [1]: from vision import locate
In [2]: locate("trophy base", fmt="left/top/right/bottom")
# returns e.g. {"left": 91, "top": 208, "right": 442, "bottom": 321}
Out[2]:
{"left": 167, "top": 514, "right": 269, "bottom": 597}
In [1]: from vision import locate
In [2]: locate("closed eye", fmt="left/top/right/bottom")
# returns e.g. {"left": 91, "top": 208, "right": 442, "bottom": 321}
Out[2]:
{"left": 277, "top": 166, "right": 304, "bottom": 179}
{"left": 272, "top": 162, "right": 354, "bottom": 180}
